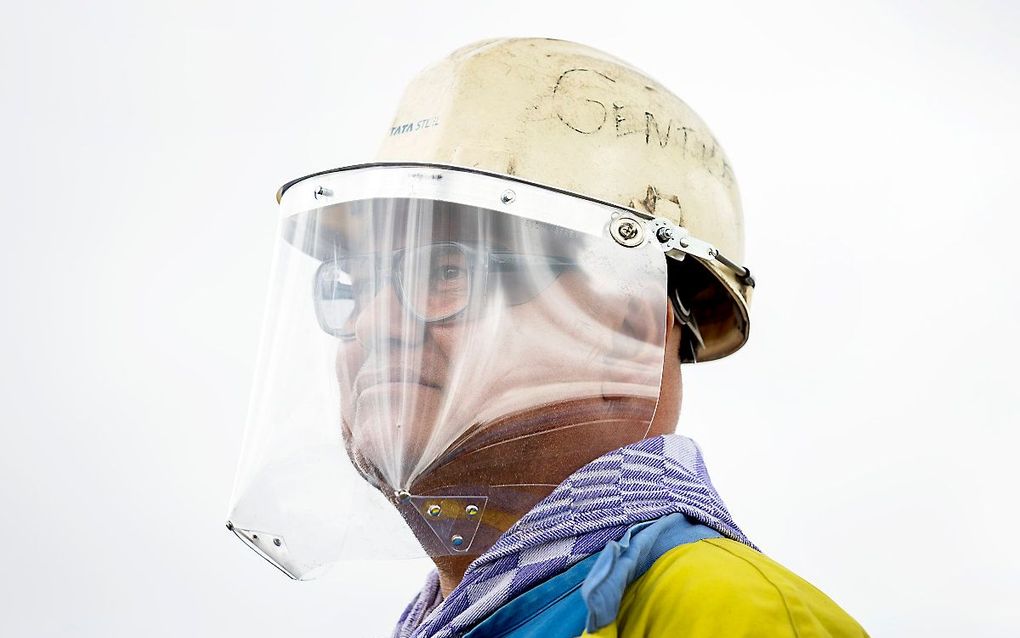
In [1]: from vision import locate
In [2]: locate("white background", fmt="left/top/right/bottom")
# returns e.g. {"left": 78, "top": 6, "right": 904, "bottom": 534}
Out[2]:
{"left": 2, "top": 1, "right": 1018, "bottom": 636}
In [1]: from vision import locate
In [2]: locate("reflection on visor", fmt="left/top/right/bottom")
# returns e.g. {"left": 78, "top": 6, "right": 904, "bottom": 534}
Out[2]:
{"left": 313, "top": 242, "right": 576, "bottom": 339}
{"left": 310, "top": 201, "right": 663, "bottom": 497}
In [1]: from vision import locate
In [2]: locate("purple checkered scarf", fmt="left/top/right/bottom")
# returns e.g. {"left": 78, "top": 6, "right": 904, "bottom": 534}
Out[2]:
{"left": 392, "top": 435, "right": 755, "bottom": 638}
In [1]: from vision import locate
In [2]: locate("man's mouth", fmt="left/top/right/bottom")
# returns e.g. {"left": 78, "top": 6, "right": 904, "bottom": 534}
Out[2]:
{"left": 353, "top": 366, "right": 441, "bottom": 395}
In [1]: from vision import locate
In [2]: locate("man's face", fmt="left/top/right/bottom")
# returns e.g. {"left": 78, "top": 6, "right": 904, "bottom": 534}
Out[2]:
{"left": 322, "top": 205, "right": 665, "bottom": 495}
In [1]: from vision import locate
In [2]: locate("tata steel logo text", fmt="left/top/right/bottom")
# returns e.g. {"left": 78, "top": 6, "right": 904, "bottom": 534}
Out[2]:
{"left": 390, "top": 116, "right": 440, "bottom": 136}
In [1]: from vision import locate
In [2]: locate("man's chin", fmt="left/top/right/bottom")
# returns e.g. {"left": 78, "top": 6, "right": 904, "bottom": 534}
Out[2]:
{"left": 346, "top": 382, "right": 445, "bottom": 489}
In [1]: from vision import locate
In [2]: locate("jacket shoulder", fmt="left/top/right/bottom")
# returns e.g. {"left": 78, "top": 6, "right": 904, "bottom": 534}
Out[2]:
{"left": 601, "top": 538, "right": 868, "bottom": 638}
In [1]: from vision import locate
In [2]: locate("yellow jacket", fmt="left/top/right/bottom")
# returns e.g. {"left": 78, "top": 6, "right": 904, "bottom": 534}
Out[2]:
{"left": 585, "top": 537, "right": 866, "bottom": 637}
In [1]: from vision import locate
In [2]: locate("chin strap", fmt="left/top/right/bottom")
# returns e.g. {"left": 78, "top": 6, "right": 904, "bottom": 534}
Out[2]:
{"left": 671, "top": 289, "right": 703, "bottom": 363}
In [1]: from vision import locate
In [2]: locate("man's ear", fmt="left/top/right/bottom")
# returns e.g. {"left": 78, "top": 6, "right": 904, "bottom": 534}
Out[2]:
{"left": 616, "top": 294, "right": 672, "bottom": 350}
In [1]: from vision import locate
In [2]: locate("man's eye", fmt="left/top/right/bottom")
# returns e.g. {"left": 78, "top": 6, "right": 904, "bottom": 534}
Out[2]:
{"left": 440, "top": 266, "right": 463, "bottom": 281}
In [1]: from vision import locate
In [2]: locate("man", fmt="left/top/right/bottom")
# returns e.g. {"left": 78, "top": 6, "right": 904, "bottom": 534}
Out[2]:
{"left": 228, "top": 38, "right": 868, "bottom": 636}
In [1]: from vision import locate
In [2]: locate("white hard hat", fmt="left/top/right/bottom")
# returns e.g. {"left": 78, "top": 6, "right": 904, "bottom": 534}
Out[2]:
{"left": 373, "top": 37, "right": 753, "bottom": 362}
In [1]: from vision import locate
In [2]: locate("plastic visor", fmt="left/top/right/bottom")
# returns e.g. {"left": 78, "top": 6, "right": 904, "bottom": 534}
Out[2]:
{"left": 227, "top": 165, "right": 668, "bottom": 579}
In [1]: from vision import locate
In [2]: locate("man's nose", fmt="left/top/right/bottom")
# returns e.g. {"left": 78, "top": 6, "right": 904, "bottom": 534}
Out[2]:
{"left": 352, "top": 281, "right": 426, "bottom": 347}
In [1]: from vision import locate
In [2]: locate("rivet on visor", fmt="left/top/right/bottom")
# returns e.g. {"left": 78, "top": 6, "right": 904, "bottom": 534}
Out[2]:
{"left": 409, "top": 495, "right": 489, "bottom": 553}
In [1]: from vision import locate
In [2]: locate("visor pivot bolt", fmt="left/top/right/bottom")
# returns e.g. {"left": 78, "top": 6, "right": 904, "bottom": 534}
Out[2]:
{"left": 450, "top": 535, "right": 465, "bottom": 548}
{"left": 655, "top": 227, "right": 674, "bottom": 243}
{"left": 465, "top": 505, "right": 479, "bottom": 518}
{"left": 610, "top": 216, "right": 645, "bottom": 247}
{"left": 500, "top": 189, "right": 516, "bottom": 204}
{"left": 273, "top": 538, "right": 281, "bottom": 547}
{"left": 678, "top": 237, "right": 690, "bottom": 248}
{"left": 427, "top": 504, "right": 442, "bottom": 518}
{"left": 314, "top": 186, "right": 333, "bottom": 199}
{"left": 396, "top": 490, "right": 411, "bottom": 503}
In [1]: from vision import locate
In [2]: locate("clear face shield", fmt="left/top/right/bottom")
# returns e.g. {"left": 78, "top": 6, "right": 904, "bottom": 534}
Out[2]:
{"left": 227, "top": 165, "right": 669, "bottom": 579}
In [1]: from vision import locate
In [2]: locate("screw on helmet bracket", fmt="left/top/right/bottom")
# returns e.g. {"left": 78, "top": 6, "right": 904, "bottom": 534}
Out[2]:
{"left": 646, "top": 217, "right": 713, "bottom": 261}
{"left": 609, "top": 215, "right": 646, "bottom": 247}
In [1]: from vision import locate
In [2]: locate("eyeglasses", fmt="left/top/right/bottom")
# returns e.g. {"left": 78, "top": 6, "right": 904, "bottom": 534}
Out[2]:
{"left": 313, "top": 242, "right": 575, "bottom": 339}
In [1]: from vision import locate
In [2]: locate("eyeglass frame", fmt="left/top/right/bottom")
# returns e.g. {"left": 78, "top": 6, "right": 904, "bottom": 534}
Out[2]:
{"left": 312, "top": 241, "right": 577, "bottom": 340}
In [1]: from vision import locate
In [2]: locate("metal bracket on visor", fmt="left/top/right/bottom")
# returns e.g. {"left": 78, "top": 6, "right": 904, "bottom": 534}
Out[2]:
{"left": 612, "top": 215, "right": 755, "bottom": 288}
{"left": 226, "top": 522, "right": 304, "bottom": 580}
{"left": 398, "top": 492, "right": 488, "bottom": 553}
